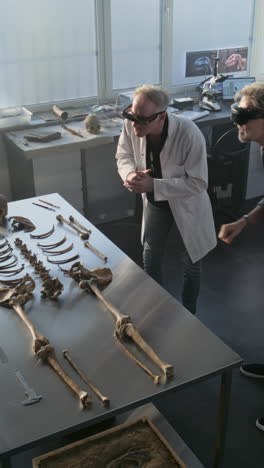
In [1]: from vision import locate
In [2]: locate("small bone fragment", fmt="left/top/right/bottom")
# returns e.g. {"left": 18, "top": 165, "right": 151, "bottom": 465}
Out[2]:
{"left": 32, "top": 202, "right": 56, "bottom": 212}
{"left": 62, "top": 124, "right": 83, "bottom": 138}
{"left": 69, "top": 216, "right": 92, "bottom": 235}
{"left": 38, "top": 199, "right": 60, "bottom": 209}
{"left": 63, "top": 350, "right": 109, "bottom": 406}
{"left": 56, "top": 215, "right": 89, "bottom": 240}
{"left": 84, "top": 241, "right": 107, "bottom": 263}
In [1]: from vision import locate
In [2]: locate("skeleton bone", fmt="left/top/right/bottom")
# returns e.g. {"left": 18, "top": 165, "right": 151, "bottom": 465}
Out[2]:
{"left": 37, "top": 236, "right": 67, "bottom": 250}
{"left": 0, "top": 256, "right": 18, "bottom": 270}
{"left": 79, "top": 277, "right": 173, "bottom": 379}
{"left": 47, "top": 253, "right": 79, "bottom": 265}
{"left": 62, "top": 123, "right": 83, "bottom": 138}
{"left": 0, "top": 253, "right": 13, "bottom": 263}
{"left": 0, "top": 265, "right": 24, "bottom": 275}
{"left": 42, "top": 242, "right": 73, "bottom": 256}
{"left": 63, "top": 350, "right": 109, "bottom": 406}
{"left": 0, "top": 246, "right": 12, "bottom": 256}
{"left": 114, "top": 333, "right": 160, "bottom": 384}
{"left": 56, "top": 215, "right": 89, "bottom": 240}
{"left": 41, "top": 277, "right": 64, "bottom": 300}
{"left": 0, "top": 240, "right": 9, "bottom": 249}
{"left": 8, "top": 216, "right": 35, "bottom": 232}
{"left": 68, "top": 216, "right": 92, "bottom": 235}
{"left": 84, "top": 241, "right": 107, "bottom": 263}
{"left": 30, "top": 225, "right": 55, "bottom": 239}
{"left": 0, "top": 277, "right": 90, "bottom": 408}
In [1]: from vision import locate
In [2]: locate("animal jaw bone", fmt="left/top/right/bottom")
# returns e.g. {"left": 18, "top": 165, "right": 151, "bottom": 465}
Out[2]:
{"left": 63, "top": 350, "right": 109, "bottom": 406}
{"left": 56, "top": 215, "right": 89, "bottom": 240}
{"left": 0, "top": 276, "right": 91, "bottom": 408}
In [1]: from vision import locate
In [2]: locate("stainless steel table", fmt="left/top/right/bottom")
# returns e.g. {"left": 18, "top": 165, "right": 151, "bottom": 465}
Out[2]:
{"left": 0, "top": 193, "right": 241, "bottom": 468}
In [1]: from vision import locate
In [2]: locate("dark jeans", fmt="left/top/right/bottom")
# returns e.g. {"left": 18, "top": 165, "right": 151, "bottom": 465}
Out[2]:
{"left": 142, "top": 202, "right": 201, "bottom": 314}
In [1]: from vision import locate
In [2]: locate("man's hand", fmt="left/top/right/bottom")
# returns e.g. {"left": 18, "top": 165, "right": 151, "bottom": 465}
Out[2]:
{"left": 218, "top": 218, "right": 246, "bottom": 244}
{"left": 124, "top": 169, "right": 153, "bottom": 193}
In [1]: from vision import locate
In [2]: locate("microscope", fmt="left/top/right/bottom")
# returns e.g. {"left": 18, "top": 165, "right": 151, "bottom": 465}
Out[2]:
{"left": 199, "top": 57, "right": 229, "bottom": 111}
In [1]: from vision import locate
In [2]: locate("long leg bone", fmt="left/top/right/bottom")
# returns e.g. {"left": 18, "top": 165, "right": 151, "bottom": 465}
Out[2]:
{"left": 114, "top": 333, "right": 160, "bottom": 384}
{"left": 69, "top": 216, "right": 92, "bottom": 235}
{"left": 0, "top": 277, "right": 90, "bottom": 408}
{"left": 79, "top": 278, "right": 173, "bottom": 379}
{"left": 56, "top": 215, "right": 89, "bottom": 240}
{"left": 63, "top": 350, "right": 109, "bottom": 406}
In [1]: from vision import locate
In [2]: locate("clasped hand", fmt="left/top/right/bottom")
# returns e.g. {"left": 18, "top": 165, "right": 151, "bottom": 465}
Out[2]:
{"left": 124, "top": 169, "right": 153, "bottom": 193}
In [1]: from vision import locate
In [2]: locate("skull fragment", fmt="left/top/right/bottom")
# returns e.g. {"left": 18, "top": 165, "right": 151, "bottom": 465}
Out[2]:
{"left": 84, "top": 115, "right": 101, "bottom": 135}
{"left": 0, "top": 194, "right": 7, "bottom": 225}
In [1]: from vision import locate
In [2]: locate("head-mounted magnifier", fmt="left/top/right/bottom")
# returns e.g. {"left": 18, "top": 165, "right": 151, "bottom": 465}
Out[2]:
{"left": 122, "top": 105, "right": 165, "bottom": 125}
{"left": 231, "top": 103, "right": 264, "bottom": 125}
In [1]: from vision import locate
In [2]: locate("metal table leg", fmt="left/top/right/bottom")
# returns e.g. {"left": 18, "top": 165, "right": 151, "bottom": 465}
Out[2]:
{"left": 213, "top": 369, "right": 232, "bottom": 468}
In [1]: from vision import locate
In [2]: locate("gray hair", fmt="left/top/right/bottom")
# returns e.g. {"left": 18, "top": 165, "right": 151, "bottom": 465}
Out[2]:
{"left": 235, "top": 82, "right": 264, "bottom": 111}
{"left": 133, "top": 85, "right": 170, "bottom": 112}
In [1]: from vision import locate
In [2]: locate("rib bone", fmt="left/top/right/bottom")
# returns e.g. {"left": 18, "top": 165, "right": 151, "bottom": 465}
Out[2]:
{"left": 56, "top": 215, "right": 89, "bottom": 240}
{"left": 63, "top": 350, "right": 109, "bottom": 406}
{"left": 37, "top": 236, "right": 66, "bottom": 250}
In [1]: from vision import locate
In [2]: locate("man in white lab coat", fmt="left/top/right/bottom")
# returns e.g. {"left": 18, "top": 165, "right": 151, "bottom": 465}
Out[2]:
{"left": 116, "top": 85, "right": 216, "bottom": 314}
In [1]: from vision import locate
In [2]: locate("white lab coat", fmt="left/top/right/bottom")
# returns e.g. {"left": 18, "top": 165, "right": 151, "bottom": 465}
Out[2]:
{"left": 116, "top": 113, "right": 217, "bottom": 263}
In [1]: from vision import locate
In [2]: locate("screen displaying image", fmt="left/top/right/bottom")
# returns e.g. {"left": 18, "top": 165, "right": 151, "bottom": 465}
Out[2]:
{"left": 185, "top": 50, "right": 217, "bottom": 78}
{"left": 218, "top": 47, "right": 248, "bottom": 73}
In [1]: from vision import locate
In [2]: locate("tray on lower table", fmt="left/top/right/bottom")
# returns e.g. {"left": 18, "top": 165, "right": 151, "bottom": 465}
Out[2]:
{"left": 32, "top": 416, "right": 186, "bottom": 468}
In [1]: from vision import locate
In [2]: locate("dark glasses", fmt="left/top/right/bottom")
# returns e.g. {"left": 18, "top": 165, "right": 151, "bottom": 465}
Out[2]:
{"left": 122, "top": 105, "right": 165, "bottom": 125}
{"left": 231, "top": 103, "right": 264, "bottom": 125}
